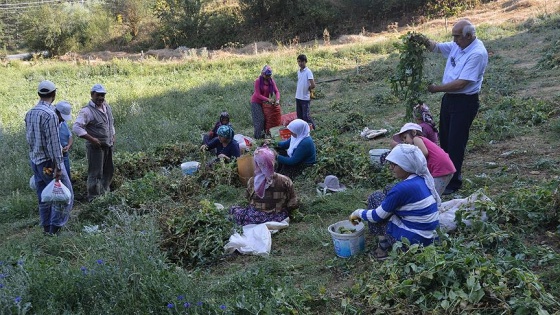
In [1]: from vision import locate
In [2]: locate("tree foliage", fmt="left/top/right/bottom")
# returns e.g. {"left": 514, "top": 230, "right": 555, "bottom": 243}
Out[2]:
{"left": 20, "top": 2, "right": 112, "bottom": 56}
{"left": 8, "top": 0, "right": 496, "bottom": 55}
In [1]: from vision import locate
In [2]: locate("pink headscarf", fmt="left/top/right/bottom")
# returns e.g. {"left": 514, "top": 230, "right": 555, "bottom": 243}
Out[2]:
{"left": 253, "top": 146, "right": 276, "bottom": 198}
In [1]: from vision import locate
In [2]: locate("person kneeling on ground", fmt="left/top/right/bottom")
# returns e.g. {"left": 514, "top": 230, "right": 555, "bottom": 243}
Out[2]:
{"left": 349, "top": 144, "right": 440, "bottom": 259}
{"left": 200, "top": 125, "right": 240, "bottom": 163}
{"left": 393, "top": 123, "right": 455, "bottom": 197}
{"left": 202, "top": 111, "right": 231, "bottom": 146}
{"left": 274, "top": 119, "right": 316, "bottom": 179}
{"left": 229, "top": 146, "right": 298, "bottom": 225}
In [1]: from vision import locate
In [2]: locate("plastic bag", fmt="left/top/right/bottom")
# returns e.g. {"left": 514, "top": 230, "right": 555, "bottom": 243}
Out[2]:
{"left": 224, "top": 219, "right": 289, "bottom": 256}
{"left": 41, "top": 179, "right": 71, "bottom": 204}
{"left": 234, "top": 134, "right": 254, "bottom": 152}
{"left": 29, "top": 175, "right": 36, "bottom": 190}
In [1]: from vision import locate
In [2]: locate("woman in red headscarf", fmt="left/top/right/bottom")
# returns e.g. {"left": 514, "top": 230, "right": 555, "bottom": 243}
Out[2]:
{"left": 250, "top": 65, "right": 281, "bottom": 139}
{"left": 229, "top": 146, "right": 298, "bottom": 226}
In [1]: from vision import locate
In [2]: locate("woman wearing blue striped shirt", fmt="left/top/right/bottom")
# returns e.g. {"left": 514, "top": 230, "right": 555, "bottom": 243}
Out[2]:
{"left": 350, "top": 144, "right": 440, "bottom": 259}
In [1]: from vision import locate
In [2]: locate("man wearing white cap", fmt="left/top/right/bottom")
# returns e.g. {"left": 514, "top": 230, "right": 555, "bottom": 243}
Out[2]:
{"left": 55, "top": 101, "right": 74, "bottom": 181}
{"left": 25, "top": 80, "right": 74, "bottom": 235}
{"left": 72, "top": 84, "right": 116, "bottom": 201}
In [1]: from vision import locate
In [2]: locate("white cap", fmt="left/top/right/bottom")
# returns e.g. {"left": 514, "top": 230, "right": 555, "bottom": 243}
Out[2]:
{"left": 38, "top": 80, "right": 56, "bottom": 95}
{"left": 392, "top": 123, "right": 423, "bottom": 143}
{"left": 55, "top": 101, "right": 72, "bottom": 122}
{"left": 91, "top": 84, "right": 107, "bottom": 94}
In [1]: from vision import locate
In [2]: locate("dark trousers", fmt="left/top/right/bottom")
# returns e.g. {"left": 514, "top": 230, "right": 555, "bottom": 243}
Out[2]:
{"left": 295, "top": 99, "right": 315, "bottom": 129}
{"left": 86, "top": 143, "right": 114, "bottom": 200}
{"left": 439, "top": 93, "right": 479, "bottom": 190}
{"left": 31, "top": 160, "right": 73, "bottom": 229}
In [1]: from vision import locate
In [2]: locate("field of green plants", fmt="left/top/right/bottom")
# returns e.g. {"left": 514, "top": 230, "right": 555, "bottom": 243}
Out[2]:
{"left": 1, "top": 7, "right": 560, "bottom": 315}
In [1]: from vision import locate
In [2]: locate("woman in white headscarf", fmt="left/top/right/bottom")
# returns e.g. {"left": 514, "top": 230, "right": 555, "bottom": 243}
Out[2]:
{"left": 275, "top": 119, "right": 316, "bottom": 179}
{"left": 349, "top": 144, "right": 440, "bottom": 259}
{"left": 229, "top": 146, "right": 298, "bottom": 225}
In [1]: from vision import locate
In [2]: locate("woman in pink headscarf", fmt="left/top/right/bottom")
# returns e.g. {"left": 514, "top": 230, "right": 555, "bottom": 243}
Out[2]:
{"left": 250, "top": 65, "right": 281, "bottom": 139}
{"left": 229, "top": 146, "right": 298, "bottom": 226}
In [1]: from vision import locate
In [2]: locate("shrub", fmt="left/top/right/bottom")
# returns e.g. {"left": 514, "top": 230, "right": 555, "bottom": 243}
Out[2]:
{"left": 158, "top": 199, "right": 235, "bottom": 267}
{"left": 20, "top": 2, "right": 112, "bottom": 56}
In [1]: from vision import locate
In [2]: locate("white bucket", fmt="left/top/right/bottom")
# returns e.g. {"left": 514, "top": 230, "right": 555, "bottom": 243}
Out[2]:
{"left": 369, "top": 149, "right": 391, "bottom": 166}
{"left": 328, "top": 220, "right": 366, "bottom": 258}
{"left": 181, "top": 161, "right": 200, "bottom": 175}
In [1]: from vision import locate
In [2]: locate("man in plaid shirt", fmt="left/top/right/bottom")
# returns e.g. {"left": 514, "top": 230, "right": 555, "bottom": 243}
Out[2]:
{"left": 25, "top": 80, "right": 73, "bottom": 236}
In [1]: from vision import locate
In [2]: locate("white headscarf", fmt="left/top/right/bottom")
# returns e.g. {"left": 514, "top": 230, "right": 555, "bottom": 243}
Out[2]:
{"left": 286, "top": 119, "right": 310, "bottom": 157}
{"left": 386, "top": 144, "right": 441, "bottom": 206}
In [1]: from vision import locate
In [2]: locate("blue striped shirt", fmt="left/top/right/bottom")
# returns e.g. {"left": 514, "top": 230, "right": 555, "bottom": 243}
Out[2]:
{"left": 360, "top": 175, "right": 439, "bottom": 245}
{"left": 25, "top": 101, "right": 63, "bottom": 167}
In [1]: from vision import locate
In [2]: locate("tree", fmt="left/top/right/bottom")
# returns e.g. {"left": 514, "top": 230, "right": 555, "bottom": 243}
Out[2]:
{"left": 107, "top": 0, "right": 155, "bottom": 38}
{"left": 20, "top": 3, "right": 112, "bottom": 56}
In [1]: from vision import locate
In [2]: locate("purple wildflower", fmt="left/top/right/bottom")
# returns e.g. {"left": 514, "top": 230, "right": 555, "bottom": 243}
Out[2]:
{"left": 220, "top": 304, "right": 226, "bottom": 310}
{"left": 96, "top": 259, "right": 104, "bottom": 265}
{"left": 167, "top": 303, "right": 174, "bottom": 308}
{"left": 183, "top": 302, "right": 190, "bottom": 308}
{"left": 0, "top": 283, "right": 4, "bottom": 289}
{"left": 177, "top": 295, "right": 184, "bottom": 300}
{"left": 197, "top": 301, "right": 203, "bottom": 306}
{"left": 14, "top": 296, "right": 21, "bottom": 303}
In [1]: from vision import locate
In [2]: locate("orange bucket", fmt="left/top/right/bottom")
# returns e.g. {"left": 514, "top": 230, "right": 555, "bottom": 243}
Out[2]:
{"left": 279, "top": 128, "right": 292, "bottom": 140}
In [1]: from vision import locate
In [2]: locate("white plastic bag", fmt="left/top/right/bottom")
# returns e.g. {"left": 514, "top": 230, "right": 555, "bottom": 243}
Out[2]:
{"left": 29, "top": 175, "right": 36, "bottom": 190}
{"left": 41, "top": 179, "right": 71, "bottom": 204}
{"left": 224, "top": 219, "right": 289, "bottom": 256}
{"left": 234, "top": 134, "right": 254, "bottom": 152}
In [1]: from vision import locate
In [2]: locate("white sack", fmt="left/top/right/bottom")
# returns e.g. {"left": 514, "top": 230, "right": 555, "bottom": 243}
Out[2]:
{"left": 224, "top": 219, "right": 289, "bottom": 256}
{"left": 439, "top": 191, "right": 490, "bottom": 231}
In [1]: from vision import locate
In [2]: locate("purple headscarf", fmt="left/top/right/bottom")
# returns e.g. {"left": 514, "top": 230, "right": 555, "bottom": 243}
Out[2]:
{"left": 259, "top": 65, "right": 277, "bottom": 98}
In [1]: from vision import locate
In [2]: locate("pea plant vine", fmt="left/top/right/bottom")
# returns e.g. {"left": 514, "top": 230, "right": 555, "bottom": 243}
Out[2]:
{"left": 390, "top": 32, "right": 429, "bottom": 119}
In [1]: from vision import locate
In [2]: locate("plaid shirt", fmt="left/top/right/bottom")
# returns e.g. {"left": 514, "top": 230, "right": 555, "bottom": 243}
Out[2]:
{"left": 247, "top": 173, "right": 298, "bottom": 213}
{"left": 25, "top": 100, "right": 63, "bottom": 167}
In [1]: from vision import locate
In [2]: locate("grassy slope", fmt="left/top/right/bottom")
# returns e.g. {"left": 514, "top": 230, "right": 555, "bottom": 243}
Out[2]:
{"left": 1, "top": 0, "right": 560, "bottom": 313}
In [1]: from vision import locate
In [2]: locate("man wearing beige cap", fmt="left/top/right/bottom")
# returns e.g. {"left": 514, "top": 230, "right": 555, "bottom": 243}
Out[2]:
{"left": 73, "top": 84, "right": 115, "bottom": 201}
{"left": 25, "top": 80, "right": 74, "bottom": 235}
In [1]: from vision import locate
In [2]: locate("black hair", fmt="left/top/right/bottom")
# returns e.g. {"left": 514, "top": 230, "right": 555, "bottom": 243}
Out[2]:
{"left": 38, "top": 91, "right": 56, "bottom": 98}
{"left": 297, "top": 54, "right": 307, "bottom": 62}
{"left": 220, "top": 111, "right": 230, "bottom": 121}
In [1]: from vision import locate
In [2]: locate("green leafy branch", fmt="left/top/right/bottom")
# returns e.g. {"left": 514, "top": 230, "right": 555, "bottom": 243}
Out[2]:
{"left": 390, "top": 31, "right": 429, "bottom": 119}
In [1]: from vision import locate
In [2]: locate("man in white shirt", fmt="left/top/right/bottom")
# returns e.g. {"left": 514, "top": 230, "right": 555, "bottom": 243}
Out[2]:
{"left": 295, "top": 54, "right": 316, "bottom": 129}
{"left": 422, "top": 19, "right": 488, "bottom": 195}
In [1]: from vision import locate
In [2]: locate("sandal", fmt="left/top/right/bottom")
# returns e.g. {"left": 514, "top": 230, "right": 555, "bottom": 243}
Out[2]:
{"left": 372, "top": 247, "right": 389, "bottom": 260}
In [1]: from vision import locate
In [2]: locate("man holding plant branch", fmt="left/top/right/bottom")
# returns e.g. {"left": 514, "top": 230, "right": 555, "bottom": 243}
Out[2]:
{"left": 73, "top": 84, "right": 116, "bottom": 201}
{"left": 419, "top": 19, "right": 488, "bottom": 195}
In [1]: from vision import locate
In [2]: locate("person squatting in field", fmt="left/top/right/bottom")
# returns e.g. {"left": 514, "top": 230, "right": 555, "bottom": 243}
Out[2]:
{"left": 229, "top": 145, "right": 298, "bottom": 226}
{"left": 349, "top": 144, "right": 440, "bottom": 260}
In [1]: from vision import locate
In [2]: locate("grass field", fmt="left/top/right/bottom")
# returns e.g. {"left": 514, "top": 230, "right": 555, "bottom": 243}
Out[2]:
{"left": 1, "top": 2, "right": 560, "bottom": 314}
